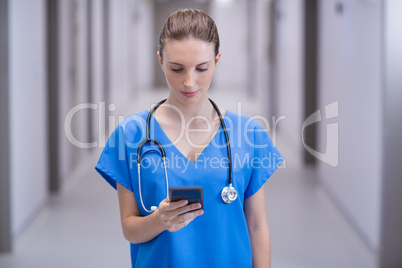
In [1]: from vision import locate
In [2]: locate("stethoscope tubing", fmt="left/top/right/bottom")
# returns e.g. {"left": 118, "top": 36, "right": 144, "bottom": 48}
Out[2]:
{"left": 136, "top": 98, "right": 235, "bottom": 213}
{"left": 208, "top": 98, "right": 233, "bottom": 186}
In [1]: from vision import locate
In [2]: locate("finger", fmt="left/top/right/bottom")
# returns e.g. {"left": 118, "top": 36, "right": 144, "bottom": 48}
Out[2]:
{"left": 164, "top": 199, "right": 188, "bottom": 212}
{"left": 158, "top": 197, "right": 168, "bottom": 209}
{"left": 159, "top": 197, "right": 177, "bottom": 211}
{"left": 169, "top": 213, "right": 196, "bottom": 232}
{"left": 172, "top": 208, "right": 204, "bottom": 226}
{"left": 174, "top": 210, "right": 204, "bottom": 231}
{"left": 161, "top": 197, "right": 170, "bottom": 205}
{"left": 167, "top": 209, "right": 204, "bottom": 232}
{"left": 177, "top": 203, "right": 202, "bottom": 216}
{"left": 164, "top": 202, "right": 201, "bottom": 220}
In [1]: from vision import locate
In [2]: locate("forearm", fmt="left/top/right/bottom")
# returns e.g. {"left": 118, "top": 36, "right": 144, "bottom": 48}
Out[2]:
{"left": 121, "top": 210, "right": 166, "bottom": 244}
{"left": 249, "top": 224, "right": 271, "bottom": 268}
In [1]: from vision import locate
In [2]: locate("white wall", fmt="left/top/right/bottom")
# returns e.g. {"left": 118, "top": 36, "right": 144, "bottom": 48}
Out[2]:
{"left": 135, "top": 0, "right": 153, "bottom": 91}
{"left": 274, "top": 0, "right": 304, "bottom": 166}
{"left": 255, "top": 0, "right": 273, "bottom": 110}
{"left": 109, "top": 0, "right": 130, "bottom": 106}
{"left": 75, "top": 0, "right": 90, "bottom": 145}
{"left": 9, "top": 0, "right": 48, "bottom": 237}
{"left": 58, "top": 0, "right": 90, "bottom": 182}
{"left": 108, "top": 0, "right": 153, "bottom": 102}
{"left": 210, "top": 1, "right": 248, "bottom": 91}
{"left": 318, "top": 0, "right": 383, "bottom": 252}
{"left": 91, "top": 0, "right": 106, "bottom": 143}
{"left": 58, "top": 0, "right": 74, "bottom": 182}
{"left": 7, "top": 0, "right": 151, "bottom": 240}
{"left": 58, "top": 0, "right": 144, "bottom": 181}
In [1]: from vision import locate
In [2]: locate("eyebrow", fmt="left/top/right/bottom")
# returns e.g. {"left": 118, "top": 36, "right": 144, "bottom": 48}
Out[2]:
{"left": 167, "top": 61, "right": 211, "bottom": 66}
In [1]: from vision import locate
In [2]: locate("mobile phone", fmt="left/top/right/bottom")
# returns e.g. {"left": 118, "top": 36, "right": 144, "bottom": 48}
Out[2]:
{"left": 169, "top": 186, "right": 203, "bottom": 210}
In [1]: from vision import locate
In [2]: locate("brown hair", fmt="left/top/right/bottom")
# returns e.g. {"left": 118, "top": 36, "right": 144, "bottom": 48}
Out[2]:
{"left": 159, "top": 8, "right": 220, "bottom": 60}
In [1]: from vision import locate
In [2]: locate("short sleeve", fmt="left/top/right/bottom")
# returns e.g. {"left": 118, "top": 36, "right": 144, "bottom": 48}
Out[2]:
{"left": 244, "top": 123, "right": 284, "bottom": 199}
{"left": 95, "top": 124, "right": 133, "bottom": 192}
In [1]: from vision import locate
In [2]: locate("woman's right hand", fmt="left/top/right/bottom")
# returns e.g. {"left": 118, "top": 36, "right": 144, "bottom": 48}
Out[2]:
{"left": 156, "top": 197, "right": 204, "bottom": 232}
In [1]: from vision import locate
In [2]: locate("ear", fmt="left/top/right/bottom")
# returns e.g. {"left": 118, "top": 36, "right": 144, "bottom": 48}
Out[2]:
{"left": 157, "top": 51, "right": 164, "bottom": 72}
{"left": 215, "top": 52, "right": 221, "bottom": 65}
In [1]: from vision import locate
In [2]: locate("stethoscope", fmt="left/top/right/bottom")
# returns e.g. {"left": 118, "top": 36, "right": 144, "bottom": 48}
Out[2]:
{"left": 137, "top": 98, "right": 238, "bottom": 213}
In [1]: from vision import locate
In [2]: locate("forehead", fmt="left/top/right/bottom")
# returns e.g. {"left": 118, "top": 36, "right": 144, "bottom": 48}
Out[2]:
{"left": 163, "top": 37, "right": 215, "bottom": 64}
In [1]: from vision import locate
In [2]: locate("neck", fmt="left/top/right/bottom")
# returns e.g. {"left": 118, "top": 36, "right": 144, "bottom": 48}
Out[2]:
{"left": 163, "top": 94, "right": 214, "bottom": 122}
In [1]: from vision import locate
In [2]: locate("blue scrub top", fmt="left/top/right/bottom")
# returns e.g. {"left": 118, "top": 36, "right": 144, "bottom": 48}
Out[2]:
{"left": 95, "top": 109, "right": 284, "bottom": 268}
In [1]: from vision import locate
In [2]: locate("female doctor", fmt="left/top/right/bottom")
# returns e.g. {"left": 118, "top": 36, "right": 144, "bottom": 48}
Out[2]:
{"left": 95, "top": 8, "right": 283, "bottom": 268}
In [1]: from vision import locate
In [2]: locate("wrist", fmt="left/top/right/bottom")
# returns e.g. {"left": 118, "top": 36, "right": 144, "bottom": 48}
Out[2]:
{"left": 153, "top": 209, "right": 167, "bottom": 232}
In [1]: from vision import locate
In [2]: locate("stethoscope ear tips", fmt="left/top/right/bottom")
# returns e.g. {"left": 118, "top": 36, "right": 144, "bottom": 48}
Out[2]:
{"left": 221, "top": 186, "right": 238, "bottom": 204}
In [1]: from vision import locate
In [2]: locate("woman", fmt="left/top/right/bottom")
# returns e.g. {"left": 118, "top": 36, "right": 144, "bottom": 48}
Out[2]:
{"left": 95, "top": 8, "right": 283, "bottom": 268}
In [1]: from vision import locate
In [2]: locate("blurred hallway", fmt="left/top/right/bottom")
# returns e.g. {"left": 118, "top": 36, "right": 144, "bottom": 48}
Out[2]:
{"left": 1, "top": 0, "right": 402, "bottom": 267}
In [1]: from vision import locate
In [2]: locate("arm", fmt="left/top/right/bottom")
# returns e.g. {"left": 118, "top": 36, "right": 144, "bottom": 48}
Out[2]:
{"left": 117, "top": 182, "right": 165, "bottom": 243}
{"left": 244, "top": 185, "right": 271, "bottom": 268}
{"left": 116, "top": 182, "right": 203, "bottom": 244}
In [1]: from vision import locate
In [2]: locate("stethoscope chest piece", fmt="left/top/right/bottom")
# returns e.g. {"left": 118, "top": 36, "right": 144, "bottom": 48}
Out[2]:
{"left": 221, "top": 185, "right": 238, "bottom": 204}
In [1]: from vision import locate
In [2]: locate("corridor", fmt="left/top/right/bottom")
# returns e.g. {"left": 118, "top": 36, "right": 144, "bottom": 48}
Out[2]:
{"left": 1, "top": 0, "right": 401, "bottom": 267}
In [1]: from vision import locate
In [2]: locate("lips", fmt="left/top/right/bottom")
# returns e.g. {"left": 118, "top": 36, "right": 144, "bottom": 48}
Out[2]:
{"left": 181, "top": 90, "right": 199, "bottom": 98}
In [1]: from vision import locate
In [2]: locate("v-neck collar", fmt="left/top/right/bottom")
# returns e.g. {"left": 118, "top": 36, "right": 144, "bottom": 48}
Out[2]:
{"left": 148, "top": 110, "right": 228, "bottom": 164}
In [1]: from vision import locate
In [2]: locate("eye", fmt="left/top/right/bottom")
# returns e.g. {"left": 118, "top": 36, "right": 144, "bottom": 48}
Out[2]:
{"left": 197, "top": 68, "right": 208, "bottom": 72}
{"left": 171, "top": 68, "right": 183, "bottom": 73}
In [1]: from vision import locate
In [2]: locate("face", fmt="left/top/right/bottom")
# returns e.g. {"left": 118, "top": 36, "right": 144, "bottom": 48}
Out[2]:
{"left": 157, "top": 37, "right": 221, "bottom": 104}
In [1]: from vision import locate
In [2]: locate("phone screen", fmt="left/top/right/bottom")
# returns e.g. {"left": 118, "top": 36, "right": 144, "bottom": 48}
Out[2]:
{"left": 169, "top": 186, "right": 203, "bottom": 210}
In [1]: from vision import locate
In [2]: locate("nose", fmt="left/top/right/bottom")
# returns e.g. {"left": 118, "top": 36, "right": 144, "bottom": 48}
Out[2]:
{"left": 184, "top": 71, "right": 196, "bottom": 89}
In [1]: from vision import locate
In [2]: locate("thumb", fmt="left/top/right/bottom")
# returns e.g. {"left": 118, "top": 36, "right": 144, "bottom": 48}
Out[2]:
{"left": 160, "top": 196, "right": 170, "bottom": 205}
{"left": 158, "top": 197, "right": 170, "bottom": 211}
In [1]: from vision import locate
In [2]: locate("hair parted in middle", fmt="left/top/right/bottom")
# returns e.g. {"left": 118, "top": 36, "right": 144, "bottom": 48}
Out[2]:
{"left": 158, "top": 8, "right": 220, "bottom": 60}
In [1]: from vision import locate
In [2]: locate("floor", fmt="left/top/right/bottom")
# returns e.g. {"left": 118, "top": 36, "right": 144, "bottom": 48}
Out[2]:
{"left": 0, "top": 89, "right": 377, "bottom": 268}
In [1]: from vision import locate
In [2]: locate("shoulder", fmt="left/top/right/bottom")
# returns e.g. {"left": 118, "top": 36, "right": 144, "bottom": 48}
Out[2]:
{"left": 119, "top": 110, "right": 149, "bottom": 129}
{"left": 224, "top": 110, "right": 268, "bottom": 131}
{"left": 225, "top": 110, "right": 272, "bottom": 148}
{"left": 113, "top": 110, "right": 150, "bottom": 143}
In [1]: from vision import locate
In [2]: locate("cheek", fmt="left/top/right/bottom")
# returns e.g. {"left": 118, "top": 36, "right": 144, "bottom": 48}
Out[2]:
{"left": 164, "top": 73, "right": 179, "bottom": 87}
{"left": 198, "top": 72, "right": 214, "bottom": 85}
